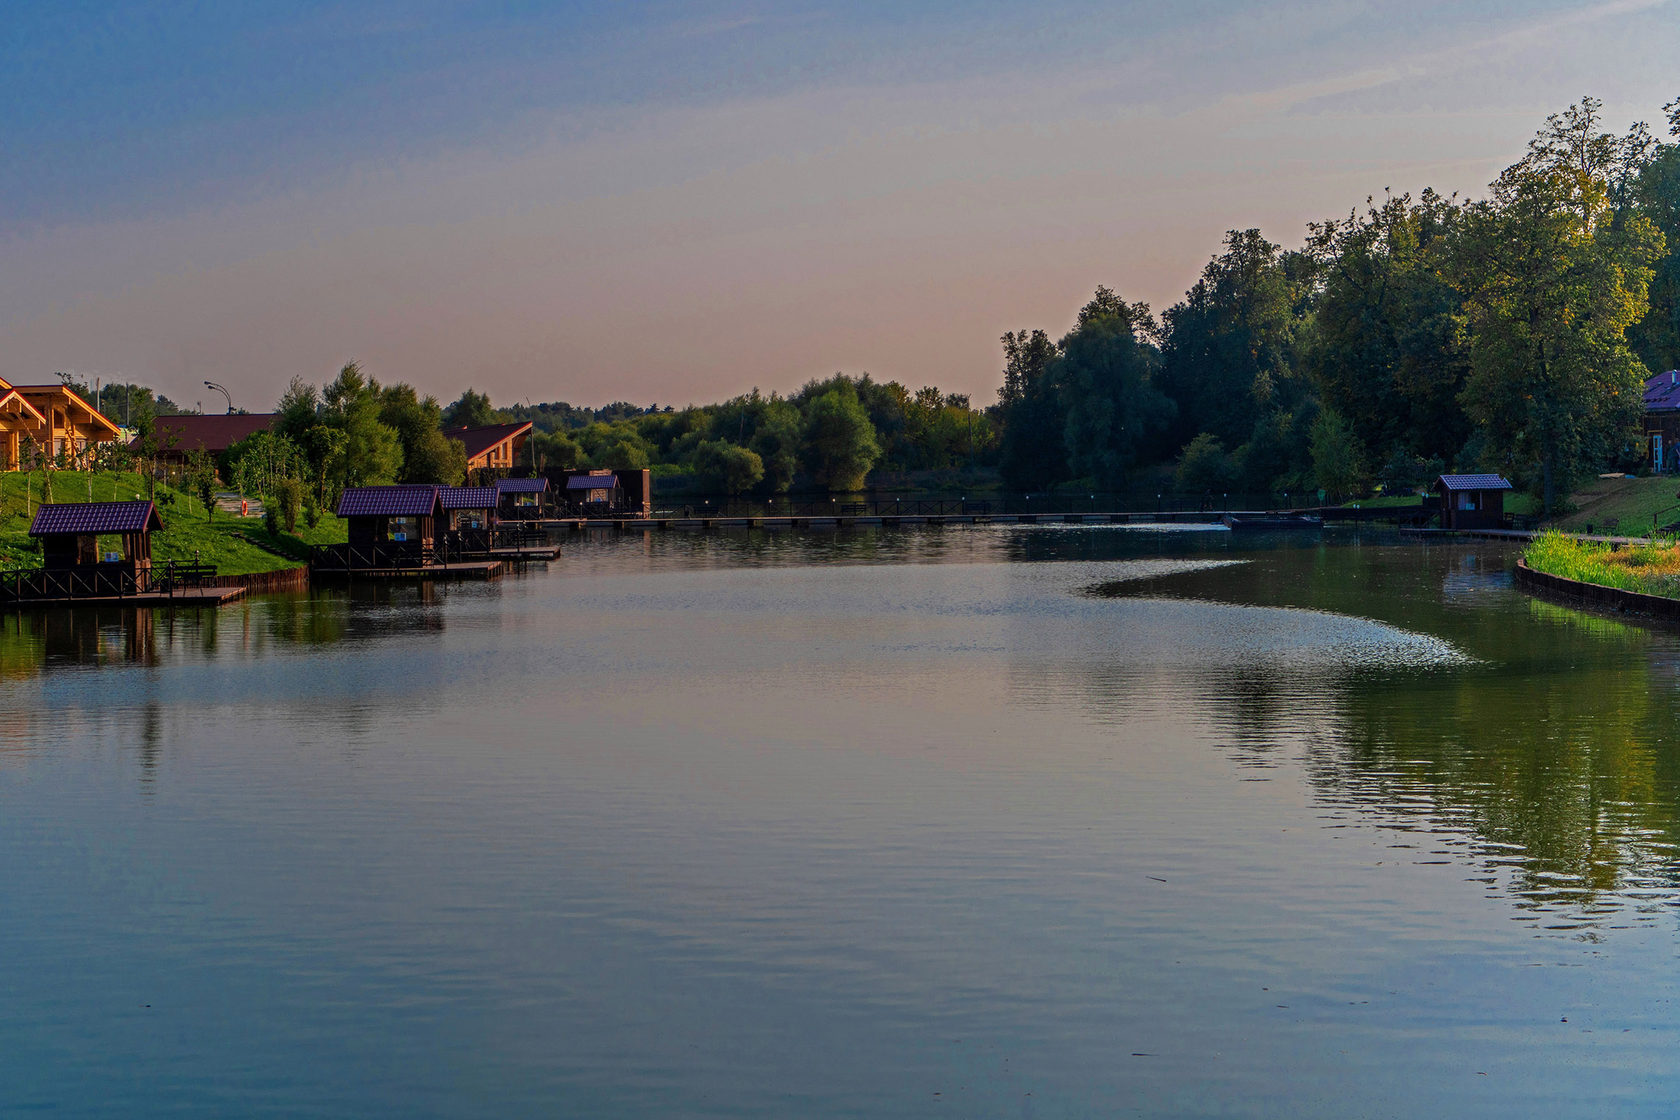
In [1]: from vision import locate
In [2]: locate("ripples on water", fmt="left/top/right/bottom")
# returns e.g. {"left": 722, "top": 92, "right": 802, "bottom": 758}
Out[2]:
{"left": 7, "top": 527, "right": 1680, "bottom": 1115}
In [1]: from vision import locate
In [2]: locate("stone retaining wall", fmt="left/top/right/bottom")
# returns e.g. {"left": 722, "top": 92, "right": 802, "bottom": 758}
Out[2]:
{"left": 1513, "top": 558, "right": 1680, "bottom": 622}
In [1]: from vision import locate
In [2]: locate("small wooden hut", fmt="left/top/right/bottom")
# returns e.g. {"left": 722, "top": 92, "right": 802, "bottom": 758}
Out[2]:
{"left": 1432, "top": 474, "right": 1513, "bottom": 530}
{"left": 440, "top": 485, "right": 499, "bottom": 532}
{"left": 336, "top": 485, "right": 443, "bottom": 556}
{"left": 494, "top": 476, "right": 549, "bottom": 519}
{"left": 560, "top": 470, "right": 619, "bottom": 513}
{"left": 29, "top": 501, "right": 162, "bottom": 593}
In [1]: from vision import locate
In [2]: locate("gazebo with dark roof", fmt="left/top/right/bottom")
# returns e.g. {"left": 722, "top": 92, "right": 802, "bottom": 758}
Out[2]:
{"left": 1432, "top": 473, "right": 1513, "bottom": 530}
{"left": 29, "top": 500, "right": 163, "bottom": 582}
{"left": 336, "top": 485, "right": 443, "bottom": 554}
{"left": 494, "top": 475, "right": 549, "bottom": 518}
{"left": 440, "top": 485, "right": 499, "bottom": 531}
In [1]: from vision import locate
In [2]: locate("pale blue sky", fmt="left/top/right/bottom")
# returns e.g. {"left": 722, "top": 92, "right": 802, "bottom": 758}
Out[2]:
{"left": 2, "top": 1, "right": 1676, "bottom": 409}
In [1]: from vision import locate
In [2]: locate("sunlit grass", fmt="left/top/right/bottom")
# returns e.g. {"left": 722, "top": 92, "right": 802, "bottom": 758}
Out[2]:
{"left": 1524, "top": 530, "right": 1680, "bottom": 597}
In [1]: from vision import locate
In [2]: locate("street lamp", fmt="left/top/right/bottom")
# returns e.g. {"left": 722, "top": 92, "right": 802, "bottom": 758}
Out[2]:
{"left": 204, "top": 381, "right": 233, "bottom": 414}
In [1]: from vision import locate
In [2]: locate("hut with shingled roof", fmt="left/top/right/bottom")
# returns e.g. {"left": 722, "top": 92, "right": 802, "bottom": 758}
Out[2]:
{"left": 29, "top": 500, "right": 163, "bottom": 594}
{"left": 1432, "top": 474, "right": 1513, "bottom": 531}
{"left": 336, "top": 485, "right": 443, "bottom": 558}
{"left": 494, "top": 475, "right": 548, "bottom": 519}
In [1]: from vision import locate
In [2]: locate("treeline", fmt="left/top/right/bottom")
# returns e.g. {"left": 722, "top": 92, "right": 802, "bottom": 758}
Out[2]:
{"left": 52, "top": 95, "right": 1680, "bottom": 517}
{"left": 439, "top": 377, "right": 995, "bottom": 495}
{"left": 995, "top": 96, "right": 1680, "bottom": 512}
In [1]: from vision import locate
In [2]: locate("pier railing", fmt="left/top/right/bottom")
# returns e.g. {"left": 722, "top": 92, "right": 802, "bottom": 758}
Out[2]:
{"left": 309, "top": 541, "right": 434, "bottom": 572}
{"left": 1, "top": 564, "right": 142, "bottom": 604}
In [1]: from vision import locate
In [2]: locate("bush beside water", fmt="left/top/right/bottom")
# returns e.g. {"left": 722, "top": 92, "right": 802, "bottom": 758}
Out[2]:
{"left": 1524, "top": 531, "right": 1680, "bottom": 598}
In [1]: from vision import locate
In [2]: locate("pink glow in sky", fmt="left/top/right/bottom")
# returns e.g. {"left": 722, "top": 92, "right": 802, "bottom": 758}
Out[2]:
{"left": 2, "top": 1, "right": 1676, "bottom": 412}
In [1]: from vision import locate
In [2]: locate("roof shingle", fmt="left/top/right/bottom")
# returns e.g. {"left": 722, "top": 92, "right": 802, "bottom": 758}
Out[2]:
{"left": 336, "top": 485, "right": 442, "bottom": 518}
{"left": 1435, "top": 473, "right": 1513, "bottom": 492}
{"left": 494, "top": 476, "right": 549, "bottom": 493}
{"left": 440, "top": 486, "right": 499, "bottom": 509}
{"left": 30, "top": 501, "right": 162, "bottom": 536}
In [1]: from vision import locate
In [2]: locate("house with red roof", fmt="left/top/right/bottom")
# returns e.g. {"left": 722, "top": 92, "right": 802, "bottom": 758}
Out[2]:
{"left": 136, "top": 413, "right": 278, "bottom": 467}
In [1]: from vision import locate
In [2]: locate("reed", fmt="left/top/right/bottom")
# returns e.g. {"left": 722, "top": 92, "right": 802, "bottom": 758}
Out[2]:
{"left": 1523, "top": 530, "right": 1680, "bottom": 598}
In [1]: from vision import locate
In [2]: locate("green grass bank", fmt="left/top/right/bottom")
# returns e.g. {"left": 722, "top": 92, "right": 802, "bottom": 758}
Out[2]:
{"left": 0, "top": 471, "right": 347, "bottom": 576}
{"left": 1523, "top": 530, "right": 1680, "bottom": 598}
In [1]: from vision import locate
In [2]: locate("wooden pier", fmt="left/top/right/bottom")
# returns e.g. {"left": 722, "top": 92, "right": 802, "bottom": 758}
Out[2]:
{"left": 533, "top": 506, "right": 1421, "bottom": 533}
{"left": 2, "top": 586, "right": 246, "bottom": 608}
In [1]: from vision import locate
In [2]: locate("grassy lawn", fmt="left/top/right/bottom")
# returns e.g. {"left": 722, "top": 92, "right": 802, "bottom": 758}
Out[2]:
{"left": 1, "top": 470, "right": 347, "bottom": 575}
{"left": 1525, "top": 530, "right": 1680, "bottom": 597}
{"left": 1547, "top": 475, "right": 1680, "bottom": 534}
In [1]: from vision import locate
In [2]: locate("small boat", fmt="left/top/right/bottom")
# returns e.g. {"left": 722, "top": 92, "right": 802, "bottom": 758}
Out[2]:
{"left": 1221, "top": 513, "right": 1323, "bottom": 531}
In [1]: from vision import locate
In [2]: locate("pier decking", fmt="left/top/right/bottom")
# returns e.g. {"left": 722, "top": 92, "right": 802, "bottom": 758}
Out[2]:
{"left": 2, "top": 586, "right": 246, "bottom": 608}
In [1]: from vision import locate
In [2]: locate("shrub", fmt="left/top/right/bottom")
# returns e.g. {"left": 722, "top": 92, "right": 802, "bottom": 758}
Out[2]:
{"left": 274, "top": 476, "right": 304, "bottom": 533}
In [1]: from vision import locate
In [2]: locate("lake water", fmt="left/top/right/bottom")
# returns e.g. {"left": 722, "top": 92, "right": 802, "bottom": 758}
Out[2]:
{"left": 5, "top": 526, "right": 1680, "bottom": 1117}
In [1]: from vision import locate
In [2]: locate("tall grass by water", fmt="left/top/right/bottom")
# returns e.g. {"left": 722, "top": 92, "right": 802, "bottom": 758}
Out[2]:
{"left": 1524, "top": 530, "right": 1680, "bottom": 597}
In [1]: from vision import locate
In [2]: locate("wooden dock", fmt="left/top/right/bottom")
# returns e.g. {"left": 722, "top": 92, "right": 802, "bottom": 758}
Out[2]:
{"left": 310, "top": 558, "right": 508, "bottom": 581}
{"left": 538, "top": 512, "right": 1209, "bottom": 533}
{"left": 3, "top": 586, "right": 246, "bottom": 608}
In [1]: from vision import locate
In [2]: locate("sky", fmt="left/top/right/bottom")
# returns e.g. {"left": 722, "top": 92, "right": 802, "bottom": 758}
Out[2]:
{"left": 2, "top": 1, "right": 1677, "bottom": 413}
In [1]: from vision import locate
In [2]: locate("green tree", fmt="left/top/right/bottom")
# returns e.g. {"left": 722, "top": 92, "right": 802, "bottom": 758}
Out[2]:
{"left": 322, "top": 363, "right": 403, "bottom": 491}
{"left": 377, "top": 383, "right": 465, "bottom": 484}
{"left": 1056, "top": 289, "right": 1175, "bottom": 488}
{"left": 1174, "top": 433, "right": 1238, "bottom": 494}
{"left": 273, "top": 476, "right": 304, "bottom": 533}
{"left": 534, "top": 428, "right": 586, "bottom": 470}
{"left": 442, "top": 388, "right": 500, "bottom": 429}
{"left": 1159, "top": 230, "right": 1301, "bottom": 449}
{"left": 801, "top": 383, "right": 880, "bottom": 490}
{"left": 1630, "top": 100, "right": 1680, "bottom": 373}
{"left": 185, "top": 447, "right": 219, "bottom": 522}
{"left": 997, "top": 328, "right": 1066, "bottom": 491}
{"left": 1309, "top": 407, "right": 1366, "bottom": 501}
{"left": 1306, "top": 190, "right": 1469, "bottom": 464}
{"left": 1450, "top": 159, "right": 1664, "bottom": 512}
{"left": 691, "top": 440, "right": 765, "bottom": 494}
{"left": 749, "top": 399, "right": 802, "bottom": 492}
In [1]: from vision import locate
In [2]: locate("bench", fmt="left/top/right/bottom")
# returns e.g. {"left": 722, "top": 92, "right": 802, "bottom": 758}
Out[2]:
{"left": 156, "top": 561, "right": 218, "bottom": 592}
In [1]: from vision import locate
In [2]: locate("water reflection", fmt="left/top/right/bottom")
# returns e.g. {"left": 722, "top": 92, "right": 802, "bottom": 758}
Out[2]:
{"left": 1086, "top": 540, "right": 1680, "bottom": 934}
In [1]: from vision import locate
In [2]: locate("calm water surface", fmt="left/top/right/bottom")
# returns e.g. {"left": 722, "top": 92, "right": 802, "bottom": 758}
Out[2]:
{"left": 5, "top": 526, "right": 1680, "bottom": 1117}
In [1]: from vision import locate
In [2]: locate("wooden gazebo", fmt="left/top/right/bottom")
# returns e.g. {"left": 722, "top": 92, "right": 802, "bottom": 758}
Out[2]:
{"left": 336, "top": 485, "right": 443, "bottom": 563}
{"left": 28, "top": 501, "right": 163, "bottom": 594}
{"left": 494, "top": 476, "right": 549, "bottom": 519}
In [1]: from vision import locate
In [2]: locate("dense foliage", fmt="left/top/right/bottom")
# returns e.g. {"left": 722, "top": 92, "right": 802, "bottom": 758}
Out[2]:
{"left": 26, "top": 96, "right": 1680, "bottom": 513}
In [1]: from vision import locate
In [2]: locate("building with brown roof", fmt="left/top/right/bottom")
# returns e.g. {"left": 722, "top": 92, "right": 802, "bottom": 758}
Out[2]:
{"left": 0, "top": 384, "right": 48, "bottom": 470}
{"left": 449, "top": 422, "right": 532, "bottom": 473}
{"left": 138, "top": 413, "right": 278, "bottom": 466}
{"left": 0, "top": 375, "right": 121, "bottom": 467}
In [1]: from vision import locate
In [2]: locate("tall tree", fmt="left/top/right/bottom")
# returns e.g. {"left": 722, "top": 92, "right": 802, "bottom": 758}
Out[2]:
{"left": 1450, "top": 159, "right": 1664, "bottom": 512}
{"left": 801, "top": 383, "right": 880, "bottom": 490}
{"left": 1159, "top": 230, "right": 1301, "bottom": 449}
{"left": 1630, "top": 98, "right": 1680, "bottom": 373}
{"left": 1306, "top": 190, "right": 1470, "bottom": 463}
{"left": 996, "top": 328, "right": 1065, "bottom": 490}
{"left": 1054, "top": 289, "right": 1174, "bottom": 488}
{"left": 322, "top": 362, "right": 403, "bottom": 491}
{"left": 442, "top": 388, "right": 499, "bottom": 429}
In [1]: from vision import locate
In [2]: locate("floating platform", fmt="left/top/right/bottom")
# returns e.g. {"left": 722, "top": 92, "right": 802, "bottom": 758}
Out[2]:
{"left": 2, "top": 586, "right": 246, "bottom": 609}
{"left": 1222, "top": 513, "right": 1323, "bottom": 531}
{"left": 309, "top": 559, "right": 508, "bottom": 582}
